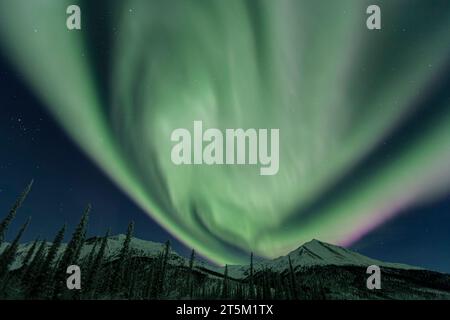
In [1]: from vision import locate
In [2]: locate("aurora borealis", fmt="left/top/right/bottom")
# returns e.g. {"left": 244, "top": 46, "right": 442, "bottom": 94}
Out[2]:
{"left": 0, "top": 0, "right": 449, "bottom": 265}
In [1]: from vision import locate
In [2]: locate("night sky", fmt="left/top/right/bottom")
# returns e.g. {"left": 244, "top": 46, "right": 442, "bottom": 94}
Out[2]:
{"left": 0, "top": 0, "right": 449, "bottom": 272}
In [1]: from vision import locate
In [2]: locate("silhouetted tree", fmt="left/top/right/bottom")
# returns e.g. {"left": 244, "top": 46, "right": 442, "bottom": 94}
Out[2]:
{"left": 221, "top": 265, "right": 229, "bottom": 299}
{"left": 31, "top": 224, "right": 66, "bottom": 298}
{"left": 152, "top": 240, "right": 171, "bottom": 298}
{"left": 0, "top": 217, "right": 31, "bottom": 277}
{"left": 262, "top": 268, "right": 272, "bottom": 299}
{"left": 273, "top": 272, "right": 286, "bottom": 299}
{"left": 52, "top": 205, "right": 90, "bottom": 299}
{"left": 84, "top": 238, "right": 99, "bottom": 273}
{"left": 0, "top": 181, "right": 33, "bottom": 247}
{"left": 22, "top": 240, "right": 47, "bottom": 289}
{"left": 145, "top": 258, "right": 158, "bottom": 299}
{"left": 73, "top": 229, "right": 87, "bottom": 266}
{"left": 288, "top": 255, "right": 298, "bottom": 299}
{"left": 85, "top": 229, "right": 109, "bottom": 298}
{"left": 18, "top": 237, "right": 40, "bottom": 281}
{"left": 110, "top": 221, "right": 134, "bottom": 295}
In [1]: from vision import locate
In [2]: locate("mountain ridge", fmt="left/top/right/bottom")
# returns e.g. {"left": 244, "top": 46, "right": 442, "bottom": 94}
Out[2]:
{"left": 4, "top": 234, "right": 450, "bottom": 300}
{"left": 2, "top": 234, "right": 423, "bottom": 278}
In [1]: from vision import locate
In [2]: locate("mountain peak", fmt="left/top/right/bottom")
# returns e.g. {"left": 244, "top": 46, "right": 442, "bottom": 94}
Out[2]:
{"left": 267, "top": 238, "right": 421, "bottom": 273}
{"left": 303, "top": 238, "right": 324, "bottom": 246}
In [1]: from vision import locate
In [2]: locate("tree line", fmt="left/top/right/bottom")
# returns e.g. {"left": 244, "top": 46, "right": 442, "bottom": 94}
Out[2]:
{"left": 0, "top": 182, "right": 328, "bottom": 300}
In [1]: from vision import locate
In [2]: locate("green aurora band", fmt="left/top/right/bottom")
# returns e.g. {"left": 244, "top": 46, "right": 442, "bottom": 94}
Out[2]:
{"left": 1, "top": 0, "right": 450, "bottom": 264}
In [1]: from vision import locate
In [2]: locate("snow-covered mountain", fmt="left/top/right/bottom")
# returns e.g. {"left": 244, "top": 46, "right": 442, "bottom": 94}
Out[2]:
{"left": 221, "top": 239, "right": 420, "bottom": 279}
{"left": 3, "top": 236, "right": 448, "bottom": 300}
{"left": 1, "top": 234, "right": 187, "bottom": 271}
{"left": 268, "top": 239, "right": 419, "bottom": 271}
{"left": 2, "top": 236, "right": 421, "bottom": 277}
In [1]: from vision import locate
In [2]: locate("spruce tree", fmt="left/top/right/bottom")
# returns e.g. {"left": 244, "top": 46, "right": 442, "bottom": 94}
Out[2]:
{"left": 221, "top": 265, "right": 229, "bottom": 299}
{"left": 201, "top": 280, "right": 206, "bottom": 299}
{"left": 19, "top": 237, "right": 40, "bottom": 280}
{"left": 99, "top": 262, "right": 113, "bottom": 298}
{"left": 0, "top": 180, "right": 33, "bottom": 247}
{"left": 52, "top": 204, "right": 90, "bottom": 299}
{"left": 43, "top": 225, "right": 66, "bottom": 270}
{"left": 73, "top": 229, "right": 87, "bottom": 266}
{"left": 70, "top": 229, "right": 88, "bottom": 301}
{"left": 110, "top": 221, "right": 134, "bottom": 295}
{"left": 145, "top": 258, "right": 158, "bottom": 299}
{"left": 32, "top": 224, "right": 66, "bottom": 298}
{"left": 288, "top": 255, "right": 298, "bottom": 299}
{"left": 153, "top": 240, "right": 170, "bottom": 298}
{"left": 85, "top": 229, "right": 109, "bottom": 298}
{"left": 262, "top": 268, "right": 272, "bottom": 299}
{"left": 84, "top": 238, "right": 99, "bottom": 273}
{"left": 125, "top": 254, "right": 139, "bottom": 299}
{"left": 22, "top": 240, "right": 47, "bottom": 288}
{"left": 0, "top": 216, "right": 31, "bottom": 277}
{"left": 273, "top": 272, "right": 285, "bottom": 299}
{"left": 0, "top": 217, "right": 30, "bottom": 297}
